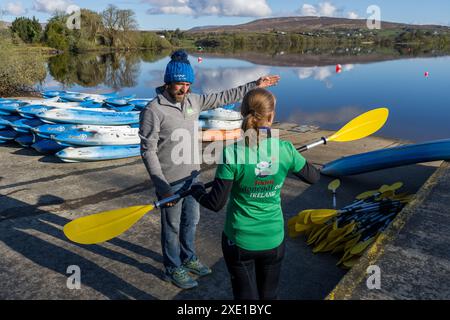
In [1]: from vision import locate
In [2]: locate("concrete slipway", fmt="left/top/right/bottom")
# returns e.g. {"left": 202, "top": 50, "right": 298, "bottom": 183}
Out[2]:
{"left": 0, "top": 122, "right": 447, "bottom": 300}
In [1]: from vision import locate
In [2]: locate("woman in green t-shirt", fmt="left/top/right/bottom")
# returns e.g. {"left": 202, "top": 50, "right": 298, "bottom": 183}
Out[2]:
{"left": 191, "top": 88, "right": 320, "bottom": 300}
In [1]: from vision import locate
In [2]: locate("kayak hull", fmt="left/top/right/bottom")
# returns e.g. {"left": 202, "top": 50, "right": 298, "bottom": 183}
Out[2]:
{"left": 56, "top": 145, "right": 141, "bottom": 162}
{"left": 321, "top": 139, "right": 450, "bottom": 177}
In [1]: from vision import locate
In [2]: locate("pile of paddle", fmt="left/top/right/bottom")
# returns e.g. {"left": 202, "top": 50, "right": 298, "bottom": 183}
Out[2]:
{"left": 288, "top": 181, "right": 413, "bottom": 269}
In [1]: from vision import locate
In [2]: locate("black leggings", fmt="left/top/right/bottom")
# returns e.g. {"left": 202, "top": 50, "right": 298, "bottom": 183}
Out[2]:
{"left": 221, "top": 232, "right": 285, "bottom": 300}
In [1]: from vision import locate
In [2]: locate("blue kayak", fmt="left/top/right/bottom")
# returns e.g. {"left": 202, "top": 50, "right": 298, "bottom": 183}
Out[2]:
{"left": 41, "top": 90, "right": 67, "bottom": 98}
{"left": 0, "top": 115, "right": 22, "bottom": 127}
{"left": 37, "top": 109, "right": 140, "bottom": 125}
{"left": 11, "top": 119, "right": 46, "bottom": 133}
{"left": 128, "top": 99, "right": 152, "bottom": 109}
{"left": 56, "top": 145, "right": 140, "bottom": 162}
{"left": 104, "top": 98, "right": 129, "bottom": 106}
{"left": 105, "top": 103, "right": 136, "bottom": 112}
{"left": 0, "top": 129, "right": 19, "bottom": 140}
{"left": 32, "top": 124, "right": 79, "bottom": 138}
{"left": 18, "top": 105, "right": 56, "bottom": 118}
{"left": 321, "top": 139, "right": 450, "bottom": 177}
{"left": 15, "top": 134, "right": 40, "bottom": 147}
{"left": 0, "top": 102, "right": 23, "bottom": 113}
{"left": 78, "top": 101, "right": 104, "bottom": 108}
{"left": 32, "top": 139, "right": 68, "bottom": 154}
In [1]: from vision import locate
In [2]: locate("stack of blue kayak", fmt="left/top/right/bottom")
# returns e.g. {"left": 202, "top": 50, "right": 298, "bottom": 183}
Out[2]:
{"left": 0, "top": 91, "right": 153, "bottom": 162}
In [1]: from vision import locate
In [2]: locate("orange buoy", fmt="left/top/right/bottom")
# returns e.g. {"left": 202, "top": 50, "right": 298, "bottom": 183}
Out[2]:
{"left": 336, "top": 64, "right": 342, "bottom": 73}
{"left": 198, "top": 57, "right": 203, "bottom": 63}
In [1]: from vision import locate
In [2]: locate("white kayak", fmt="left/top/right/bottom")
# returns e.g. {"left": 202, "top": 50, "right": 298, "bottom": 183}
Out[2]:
{"left": 199, "top": 119, "right": 243, "bottom": 130}
{"left": 33, "top": 124, "right": 139, "bottom": 138}
{"left": 56, "top": 145, "right": 140, "bottom": 162}
{"left": 18, "top": 105, "right": 112, "bottom": 119}
{"left": 199, "top": 108, "right": 242, "bottom": 121}
{"left": 53, "top": 129, "right": 140, "bottom": 146}
{"left": 37, "top": 109, "right": 140, "bottom": 125}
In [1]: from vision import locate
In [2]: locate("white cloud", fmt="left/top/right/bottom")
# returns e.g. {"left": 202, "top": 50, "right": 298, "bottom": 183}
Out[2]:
{"left": 301, "top": 4, "right": 317, "bottom": 16}
{"left": 300, "top": 2, "right": 336, "bottom": 17}
{"left": 318, "top": 2, "right": 337, "bottom": 16}
{"left": 347, "top": 11, "right": 359, "bottom": 19}
{"left": 33, "top": 0, "right": 72, "bottom": 14}
{"left": 299, "top": 2, "right": 360, "bottom": 19}
{"left": 144, "top": 0, "right": 272, "bottom": 17}
{"left": 5, "top": 2, "right": 27, "bottom": 16}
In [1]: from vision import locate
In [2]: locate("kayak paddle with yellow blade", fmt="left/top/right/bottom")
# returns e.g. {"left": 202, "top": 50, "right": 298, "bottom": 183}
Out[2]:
{"left": 328, "top": 179, "right": 341, "bottom": 208}
{"left": 296, "top": 108, "right": 389, "bottom": 152}
{"left": 64, "top": 181, "right": 213, "bottom": 245}
{"left": 355, "top": 182, "right": 403, "bottom": 200}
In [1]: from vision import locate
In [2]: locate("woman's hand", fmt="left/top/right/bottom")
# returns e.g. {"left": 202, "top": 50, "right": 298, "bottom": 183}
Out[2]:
{"left": 190, "top": 182, "right": 207, "bottom": 201}
{"left": 256, "top": 75, "right": 281, "bottom": 88}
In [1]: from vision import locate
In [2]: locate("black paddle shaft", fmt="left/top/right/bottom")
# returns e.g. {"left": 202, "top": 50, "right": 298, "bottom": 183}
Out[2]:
{"left": 154, "top": 181, "right": 214, "bottom": 208}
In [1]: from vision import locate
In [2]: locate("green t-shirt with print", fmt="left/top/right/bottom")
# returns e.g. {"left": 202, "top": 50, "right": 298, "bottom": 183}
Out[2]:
{"left": 215, "top": 137, "right": 306, "bottom": 251}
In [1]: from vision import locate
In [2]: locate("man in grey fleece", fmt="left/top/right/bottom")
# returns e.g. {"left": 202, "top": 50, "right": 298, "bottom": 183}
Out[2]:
{"left": 139, "top": 50, "right": 280, "bottom": 289}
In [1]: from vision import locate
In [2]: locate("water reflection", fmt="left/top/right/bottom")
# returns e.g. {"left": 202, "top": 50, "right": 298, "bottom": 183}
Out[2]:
{"left": 293, "top": 64, "right": 355, "bottom": 88}
{"left": 47, "top": 51, "right": 168, "bottom": 89}
{"left": 286, "top": 106, "right": 363, "bottom": 127}
{"left": 194, "top": 66, "right": 270, "bottom": 93}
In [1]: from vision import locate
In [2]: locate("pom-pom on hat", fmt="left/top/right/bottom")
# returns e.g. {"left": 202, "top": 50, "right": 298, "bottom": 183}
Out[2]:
{"left": 164, "top": 50, "right": 195, "bottom": 84}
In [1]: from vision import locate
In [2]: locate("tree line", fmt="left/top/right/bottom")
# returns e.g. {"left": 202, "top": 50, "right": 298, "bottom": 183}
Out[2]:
{"left": 7, "top": 5, "right": 172, "bottom": 52}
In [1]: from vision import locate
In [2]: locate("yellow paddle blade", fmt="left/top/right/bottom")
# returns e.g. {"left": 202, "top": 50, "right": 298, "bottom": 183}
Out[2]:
{"left": 328, "top": 179, "right": 341, "bottom": 192}
{"left": 312, "top": 215, "right": 335, "bottom": 225}
{"left": 344, "top": 234, "right": 361, "bottom": 251}
{"left": 328, "top": 108, "right": 389, "bottom": 142}
{"left": 337, "top": 248, "right": 354, "bottom": 266}
{"left": 295, "top": 222, "right": 312, "bottom": 233}
{"left": 288, "top": 224, "right": 303, "bottom": 238}
{"left": 350, "top": 236, "right": 376, "bottom": 255}
{"left": 376, "top": 190, "right": 395, "bottom": 201}
{"left": 312, "top": 238, "right": 329, "bottom": 253}
{"left": 63, "top": 205, "right": 155, "bottom": 245}
{"left": 310, "top": 209, "right": 338, "bottom": 224}
{"left": 378, "top": 184, "right": 391, "bottom": 193}
{"left": 303, "top": 211, "right": 312, "bottom": 224}
{"left": 331, "top": 243, "right": 346, "bottom": 254}
{"left": 390, "top": 181, "right": 403, "bottom": 191}
{"left": 287, "top": 215, "right": 301, "bottom": 227}
{"left": 327, "top": 224, "right": 348, "bottom": 240}
{"left": 297, "top": 209, "right": 313, "bottom": 222}
{"left": 342, "top": 256, "right": 361, "bottom": 269}
{"left": 307, "top": 224, "right": 328, "bottom": 245}
{"left": 316, "top": 224, "right": 334, "bottom": 244}
{"left": 355, "top": 190, "right": 376, "bottom": 200}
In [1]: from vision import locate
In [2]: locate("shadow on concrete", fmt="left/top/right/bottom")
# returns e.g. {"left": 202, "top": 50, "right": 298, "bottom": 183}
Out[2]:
{"left": 0, "top": 159, "right": 144, "bottom": 191}
{"left": 38, "top": 155, "right": 65, "bottom": 163}
{"left": 11, "top": 148, "right": 41, "bottom": 156}
{"left": 0, "top": 194, "right": 160, "bottom": 299}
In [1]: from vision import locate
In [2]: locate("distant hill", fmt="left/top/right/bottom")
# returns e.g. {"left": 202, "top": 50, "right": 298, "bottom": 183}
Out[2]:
{"left": 187, "top": 16, "right": 450, "bottom": 33}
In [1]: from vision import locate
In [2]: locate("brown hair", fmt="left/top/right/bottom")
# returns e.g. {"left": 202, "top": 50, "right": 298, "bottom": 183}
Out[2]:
{"left": 241, "top": 88, "right": 276, "bottom": 146}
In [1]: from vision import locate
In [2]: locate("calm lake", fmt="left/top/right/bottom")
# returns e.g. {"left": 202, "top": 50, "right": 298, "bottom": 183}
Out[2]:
{"left": 41, "top": 51, "right": 450, "bottom": 143}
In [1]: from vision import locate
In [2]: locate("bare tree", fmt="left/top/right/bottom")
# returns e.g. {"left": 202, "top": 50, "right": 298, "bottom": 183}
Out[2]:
{"left": 102, "top": 5, "right": 137, "bottom": 48}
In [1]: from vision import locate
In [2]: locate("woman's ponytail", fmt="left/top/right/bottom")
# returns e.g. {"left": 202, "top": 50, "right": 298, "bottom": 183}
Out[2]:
{"left": 240, "top": 88, "right": 276, "bottom": 147}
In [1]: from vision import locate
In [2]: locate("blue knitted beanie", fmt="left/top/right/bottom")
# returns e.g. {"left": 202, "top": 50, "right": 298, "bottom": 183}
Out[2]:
{"left": 164, "top": 50, "right": 195, "bottom": 84}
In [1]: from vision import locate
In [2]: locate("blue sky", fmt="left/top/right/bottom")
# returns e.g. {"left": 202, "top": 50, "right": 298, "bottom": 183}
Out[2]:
{"left": 1, "top": 0, "right": 450, "bottom": 30}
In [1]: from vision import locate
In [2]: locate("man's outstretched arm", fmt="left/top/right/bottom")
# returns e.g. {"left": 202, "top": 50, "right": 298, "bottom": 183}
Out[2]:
{"left": 197, "top": 75, "right": 280, "bottom": 111}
